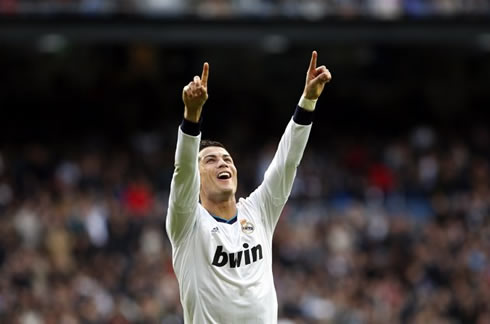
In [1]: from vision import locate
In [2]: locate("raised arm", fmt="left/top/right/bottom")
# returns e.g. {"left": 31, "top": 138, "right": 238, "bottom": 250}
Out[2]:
{"left": 166, "top": 63, "right": 209, "bottom": 245}
{"left": 248, "top": 51, "right": 331, "bottom": 233}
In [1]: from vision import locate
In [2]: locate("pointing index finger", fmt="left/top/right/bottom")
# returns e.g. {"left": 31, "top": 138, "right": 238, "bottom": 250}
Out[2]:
{"left": 308, "top": 51, "right": 317, "bottom": 72}
{"left": 201, "top": 62, "right": 209, "bottom": 88}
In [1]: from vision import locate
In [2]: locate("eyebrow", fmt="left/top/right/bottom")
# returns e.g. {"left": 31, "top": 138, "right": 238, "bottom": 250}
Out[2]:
{"left": 199, "top": 153, "right": 232, "bottom": 161}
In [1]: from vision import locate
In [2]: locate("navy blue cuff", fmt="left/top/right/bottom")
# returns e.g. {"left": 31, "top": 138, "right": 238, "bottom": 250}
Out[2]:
{"left": 181, "top": 118, "right": 201, "bottom": 136}
{"left": 293, "top": 106, "right": 314, "bottom": 125}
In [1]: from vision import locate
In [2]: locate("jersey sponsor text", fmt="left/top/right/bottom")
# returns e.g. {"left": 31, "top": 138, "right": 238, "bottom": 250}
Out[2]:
{"left": 212, "top": 243, "right": 263, "bottom": 268}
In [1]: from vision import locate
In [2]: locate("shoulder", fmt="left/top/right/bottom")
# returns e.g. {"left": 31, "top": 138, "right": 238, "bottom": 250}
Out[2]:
{"left": 237, "top": 196, "right": 264, "bottom": 223}
{"left": 237, "top": 196, "right": 256, "bottom": 211}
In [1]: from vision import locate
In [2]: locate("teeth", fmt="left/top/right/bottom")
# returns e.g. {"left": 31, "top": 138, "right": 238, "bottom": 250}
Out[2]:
{"left": 218, "top": 172, "right": 231, "bottom": 179}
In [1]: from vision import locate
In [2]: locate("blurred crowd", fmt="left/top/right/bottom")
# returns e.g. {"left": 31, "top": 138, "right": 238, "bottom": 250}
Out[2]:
{"left": 0, "top": 0, "right": 489, "bottom": 18}
{"left": 0, "top": 120, "right": 489, "bottom": 323}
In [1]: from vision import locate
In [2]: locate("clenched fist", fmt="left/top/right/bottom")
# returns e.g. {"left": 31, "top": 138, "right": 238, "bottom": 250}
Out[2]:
{"left": 183, "top": 62, "right": 209, "bottom": 123}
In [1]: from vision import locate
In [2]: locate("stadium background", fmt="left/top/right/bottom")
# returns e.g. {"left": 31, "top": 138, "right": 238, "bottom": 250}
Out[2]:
{"left": 1, "top": 1, "right": 490, "bottom": 323}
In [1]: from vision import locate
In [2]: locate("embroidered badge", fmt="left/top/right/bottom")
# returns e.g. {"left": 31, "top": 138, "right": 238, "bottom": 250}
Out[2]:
{"left": 240, "top": 219, "right": 254, "bottom": 234}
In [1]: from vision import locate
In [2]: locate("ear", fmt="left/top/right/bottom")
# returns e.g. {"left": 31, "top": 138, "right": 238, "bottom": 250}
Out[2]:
{"left": 199, "top": 180, "right": 202, "bottom": 202}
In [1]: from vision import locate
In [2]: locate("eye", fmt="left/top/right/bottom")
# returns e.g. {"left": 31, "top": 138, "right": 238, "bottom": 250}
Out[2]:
{"left": 224, "top": 158, "right": 232, "bottom": 163}
{"left": 206, "top": 158, "right": 215, "bottom": 164}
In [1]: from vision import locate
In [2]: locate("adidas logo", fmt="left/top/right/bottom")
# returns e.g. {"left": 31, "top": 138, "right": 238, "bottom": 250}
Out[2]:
{"left": 212, "top": 244, "right": 263, "bottom": 268}
{"left": 211, "top": 227, "right": 219, "bottom": 233}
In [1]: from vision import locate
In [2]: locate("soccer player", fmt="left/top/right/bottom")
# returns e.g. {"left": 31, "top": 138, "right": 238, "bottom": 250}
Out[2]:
{"left": 166, "top": 51, "right": 331, "bottom": 323}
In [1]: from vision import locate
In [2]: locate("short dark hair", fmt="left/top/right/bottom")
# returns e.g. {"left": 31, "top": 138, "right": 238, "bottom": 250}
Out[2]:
{"left": 199, "top": 140, "right": 226, "bottom": 152}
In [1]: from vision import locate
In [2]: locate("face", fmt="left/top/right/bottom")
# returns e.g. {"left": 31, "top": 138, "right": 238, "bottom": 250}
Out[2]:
{"left": 199, "top": 146, "right": 238, "bottom": 202}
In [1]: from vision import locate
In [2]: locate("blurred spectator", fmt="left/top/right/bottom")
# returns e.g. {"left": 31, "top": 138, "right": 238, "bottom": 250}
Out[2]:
{"left": 1, "top": 0, "right": 489, "bottom": 17}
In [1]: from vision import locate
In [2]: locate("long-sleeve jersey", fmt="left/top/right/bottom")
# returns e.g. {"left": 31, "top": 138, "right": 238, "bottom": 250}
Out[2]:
{"left": 166, "top": 113, "right": 312, "bottom": 324}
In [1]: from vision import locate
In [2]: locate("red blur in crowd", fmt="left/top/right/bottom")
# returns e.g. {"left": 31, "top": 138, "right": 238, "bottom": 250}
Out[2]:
{"left": 122, "top": 180, "right": 154, "bottom": 217}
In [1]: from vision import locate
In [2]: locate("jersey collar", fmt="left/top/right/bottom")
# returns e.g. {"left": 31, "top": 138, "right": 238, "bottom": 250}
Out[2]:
{"left": 210, "top": 213, "right": 237, "bottom": 225}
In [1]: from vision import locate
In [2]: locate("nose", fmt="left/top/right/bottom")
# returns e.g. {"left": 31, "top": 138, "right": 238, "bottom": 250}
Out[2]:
{"left": 218, "top": 157, "right": 231, "bottom": 169}
{"left": 218, "top": 159, "right": 227, "bottom": 169}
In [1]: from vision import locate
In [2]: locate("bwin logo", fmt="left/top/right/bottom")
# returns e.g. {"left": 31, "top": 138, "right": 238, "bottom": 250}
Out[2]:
{"left": 212, "top": 243, "right": 263, "bottom": 268}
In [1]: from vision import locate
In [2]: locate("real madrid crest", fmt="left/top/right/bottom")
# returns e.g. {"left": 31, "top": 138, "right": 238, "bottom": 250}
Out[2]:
{"left": 240, "top": 219, "right": 254, "bottom": 234}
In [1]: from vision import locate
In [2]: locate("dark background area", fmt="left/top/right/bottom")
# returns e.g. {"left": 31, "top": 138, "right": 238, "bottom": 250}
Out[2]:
{"left": 2, "top": 27, "right": 490, "bottom": 142}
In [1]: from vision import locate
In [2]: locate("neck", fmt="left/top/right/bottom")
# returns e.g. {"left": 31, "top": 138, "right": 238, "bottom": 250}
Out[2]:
{"left": 201, "top": 196, "right": 237, "bottom": 220}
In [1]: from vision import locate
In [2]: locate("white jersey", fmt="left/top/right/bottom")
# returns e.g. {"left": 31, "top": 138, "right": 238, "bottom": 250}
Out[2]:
{"left": 166, "top": 118, "right": 311, "bottom": 324}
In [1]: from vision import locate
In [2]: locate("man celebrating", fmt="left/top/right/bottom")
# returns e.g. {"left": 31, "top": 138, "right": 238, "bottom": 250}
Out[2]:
{"left": 166, "top": 51, "right": 331, "bottom": 323}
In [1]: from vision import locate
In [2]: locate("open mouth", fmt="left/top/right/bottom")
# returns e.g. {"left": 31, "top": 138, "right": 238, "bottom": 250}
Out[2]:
{"left": 217, "top": 171, "right": 231, "bottom": 180}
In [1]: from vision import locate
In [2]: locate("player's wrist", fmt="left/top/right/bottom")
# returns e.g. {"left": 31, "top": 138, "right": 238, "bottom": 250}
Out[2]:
{"left": 298, "top": 95, "right": 317, "bottom": 112}
{"left": 293, "top": 105, "right": 314, "bottom": 125}
{"left": 184, "top": 106, "right": 203, "bottom": 123}
{"left": 181, "top": 116, "right": 202, "bottom": 136}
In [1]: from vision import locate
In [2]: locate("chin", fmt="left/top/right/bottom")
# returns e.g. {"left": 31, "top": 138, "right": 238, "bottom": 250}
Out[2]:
{"left": 218, "top": 186, "right": 236, "bottom": 197}
{"left": 220, "top": 188, "right": 234, "bottom": 195}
